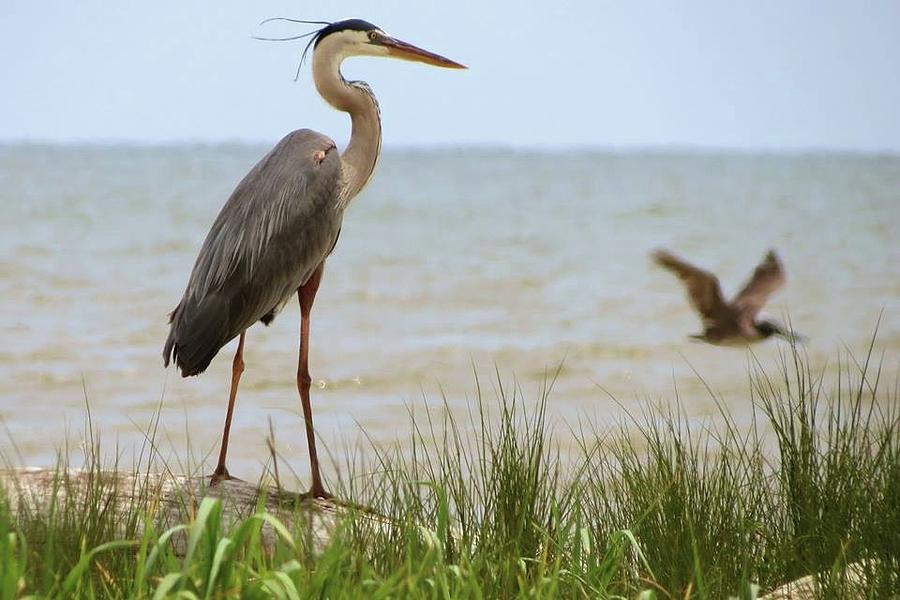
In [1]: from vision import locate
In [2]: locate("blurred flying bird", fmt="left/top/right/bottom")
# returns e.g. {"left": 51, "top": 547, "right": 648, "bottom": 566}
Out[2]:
{"left": 163, "top": 18, "right": 465, "bottom": 497}
{"left": 652, "top": 248, "right": 802, "bottom": 345}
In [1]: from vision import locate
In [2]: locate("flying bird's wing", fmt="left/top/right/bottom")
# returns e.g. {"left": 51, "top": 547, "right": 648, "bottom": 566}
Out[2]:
{"left": 733, "top": 249, "right": 786, "bottom": 320}
{"left": 653, "top": 249, "right": 730, "bottom": 327}
{"left": 164, "top": 129, "right": 344, "bottom": 376}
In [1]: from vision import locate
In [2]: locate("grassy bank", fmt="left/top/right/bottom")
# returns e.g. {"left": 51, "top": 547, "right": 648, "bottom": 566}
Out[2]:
{"left": 1, "top": 341, "right": 898, "bottom": 598}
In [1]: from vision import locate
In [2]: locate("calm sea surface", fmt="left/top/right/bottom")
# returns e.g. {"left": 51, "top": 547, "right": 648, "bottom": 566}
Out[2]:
{"left": 1, "top": 145, "right": 898, "bottom": 479}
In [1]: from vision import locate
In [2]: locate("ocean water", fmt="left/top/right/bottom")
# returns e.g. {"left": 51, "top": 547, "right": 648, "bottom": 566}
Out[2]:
{"left": 1, "top": 145, "right": 898, "bottom": 480}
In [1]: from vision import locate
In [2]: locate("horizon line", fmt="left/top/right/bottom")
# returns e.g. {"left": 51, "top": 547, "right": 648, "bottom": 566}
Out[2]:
{"left": 1, "top": 138, "right": 899, "bottom": 158}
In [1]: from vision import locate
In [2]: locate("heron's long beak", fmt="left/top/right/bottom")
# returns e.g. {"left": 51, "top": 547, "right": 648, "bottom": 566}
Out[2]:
{"left": 380, "top": 36, "right": 466, "bottom": 69}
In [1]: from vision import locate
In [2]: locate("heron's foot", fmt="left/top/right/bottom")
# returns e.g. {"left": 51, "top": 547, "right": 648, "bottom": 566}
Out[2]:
{"left": 299, "top": 484, "right": 333, "bottom": 502}
{"left": 208, "top": 466, "right": 234, "bottom": 487}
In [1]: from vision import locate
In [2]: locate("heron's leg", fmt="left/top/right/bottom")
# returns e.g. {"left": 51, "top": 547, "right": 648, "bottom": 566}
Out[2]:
{"left": 210, "top": 331, "right": 245, "bottom": 486}
{"left": 297, "top": 264, "right": 331, "bottom": 499}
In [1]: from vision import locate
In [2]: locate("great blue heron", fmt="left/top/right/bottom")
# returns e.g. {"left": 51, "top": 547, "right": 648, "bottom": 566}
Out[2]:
{"left": 163, "top": 18, "right": 465, "bottom": 497}
{"left": 652, "top": 248, "right": 801, "bottom": 345}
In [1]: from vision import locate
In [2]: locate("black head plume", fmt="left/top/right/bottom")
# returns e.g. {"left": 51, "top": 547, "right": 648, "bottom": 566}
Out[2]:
{"left": 312, "top": 19, "right": 379, "bottom": 47}
{"left": 254, "top": 17, "right": 380, "bottom": 81}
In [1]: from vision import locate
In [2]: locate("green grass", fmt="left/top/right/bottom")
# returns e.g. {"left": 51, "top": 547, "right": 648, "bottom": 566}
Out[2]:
{"left": 1, "top": 339, "right": 898, "bottom": 599}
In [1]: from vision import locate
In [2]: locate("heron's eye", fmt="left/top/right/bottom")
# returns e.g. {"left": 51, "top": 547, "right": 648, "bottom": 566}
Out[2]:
{"left": 367, "top": 31, "right": 378, "bottom": 41}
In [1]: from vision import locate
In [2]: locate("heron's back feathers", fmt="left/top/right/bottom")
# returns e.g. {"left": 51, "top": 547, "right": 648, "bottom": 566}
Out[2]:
{"left": 164, "top": 129, "right": 344, "bottom": 377}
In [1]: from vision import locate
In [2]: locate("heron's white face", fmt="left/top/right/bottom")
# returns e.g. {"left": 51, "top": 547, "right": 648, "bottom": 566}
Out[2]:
{"left": 317, "top": 28, "right": 388, "bottom": 60}
{"left": 317, "top": 27, "right": 465, "bottom": 68}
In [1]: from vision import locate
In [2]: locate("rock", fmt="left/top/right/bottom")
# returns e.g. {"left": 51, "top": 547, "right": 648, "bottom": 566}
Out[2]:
{"left": 0, "top": 468, "right": 386, "bottom": 555}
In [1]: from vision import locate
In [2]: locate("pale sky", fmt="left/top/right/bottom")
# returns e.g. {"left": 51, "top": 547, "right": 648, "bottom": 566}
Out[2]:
{"left": 2, "top": 1, "right": 899, "bottom": 151}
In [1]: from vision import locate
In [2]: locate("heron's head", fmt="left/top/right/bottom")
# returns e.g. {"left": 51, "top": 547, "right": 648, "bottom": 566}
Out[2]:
{"left": 310, "top": 18, "right": 466, "bottom": 69}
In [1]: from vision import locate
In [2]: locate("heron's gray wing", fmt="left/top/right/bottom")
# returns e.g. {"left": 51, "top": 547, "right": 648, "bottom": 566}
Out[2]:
{"left": 652, "top": 249, "right": 730, "bottom": 327}
{"left": 732, "top": 249, "right": 785, "bottom": 320}
{"left": 164, "top": 129, "right": 344, "bottom": 376}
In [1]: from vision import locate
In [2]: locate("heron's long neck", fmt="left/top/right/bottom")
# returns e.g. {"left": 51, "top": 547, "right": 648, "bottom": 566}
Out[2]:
{"left": 312, "top": 49, "right": 382, "bottom": 205}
